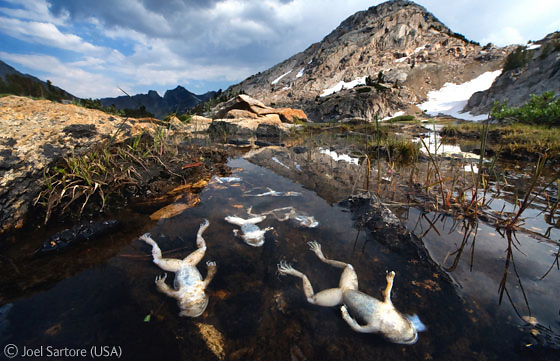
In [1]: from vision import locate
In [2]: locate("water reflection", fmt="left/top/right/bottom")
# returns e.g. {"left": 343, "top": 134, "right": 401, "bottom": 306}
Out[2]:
{"left": 404, "top": 208, "right": 560, "bottom": 339}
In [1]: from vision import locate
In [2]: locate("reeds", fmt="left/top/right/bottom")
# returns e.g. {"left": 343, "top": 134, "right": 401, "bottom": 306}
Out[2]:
{"left": 34, "top": 126, "right": 194, "bottom": 224}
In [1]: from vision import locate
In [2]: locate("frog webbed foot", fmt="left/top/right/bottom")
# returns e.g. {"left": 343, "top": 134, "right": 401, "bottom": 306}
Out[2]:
{"left": 307, "top": 241, "right": 321, "bottom": 254}
{"left": 155, "top": 273, "right": 168, "bottom": 285}
{"left": 277, "top": 260, "right": 297, "bottom": 276}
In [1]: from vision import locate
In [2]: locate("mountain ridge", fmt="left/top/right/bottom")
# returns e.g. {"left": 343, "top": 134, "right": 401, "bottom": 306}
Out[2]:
{"left": 226, "top": 0, "right": 510, "bottom": 121}
{"left": 0, "top": 59, "right": 76, "bottom": 102}
{"left": 100, "top": 86, "right": 215, "bottom": 118}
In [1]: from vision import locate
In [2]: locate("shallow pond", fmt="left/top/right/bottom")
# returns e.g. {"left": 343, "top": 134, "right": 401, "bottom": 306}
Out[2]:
{"left": 1, "top": 127, "right": 559, "bottom": 360}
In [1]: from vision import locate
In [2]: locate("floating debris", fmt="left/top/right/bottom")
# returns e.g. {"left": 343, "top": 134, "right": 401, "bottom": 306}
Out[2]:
{"left": 149, "top": 193, "right": 200, "bottom": 220}
{"left": 224, "top": 215, "right": 273, "bottom": 247}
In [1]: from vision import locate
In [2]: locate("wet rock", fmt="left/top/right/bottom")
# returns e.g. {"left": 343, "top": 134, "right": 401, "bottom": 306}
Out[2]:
{"left": 195, "top": 323, "right": 225, "bottom": 360}
{"left": 37, "top": 219, "right": 119, "bottom": 253}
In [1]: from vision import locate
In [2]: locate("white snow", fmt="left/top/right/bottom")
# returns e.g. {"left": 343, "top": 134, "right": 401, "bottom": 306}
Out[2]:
{"left": 394, "top": 45, "right": 427, "bottom": 63}
{"left": 418, "top": 70, "right": 502, "bottom": 121}
{"left": 271, "top": 70, "right": 292, "bottom": 85}
{"left": 320, "top": 148, "right": 360, "bottom": 165}
{"left": 320, "top": 76, "right": 366, "bottom": 97}
{"left": 296, "top": 68, "right": 305, "bottom": 78}
{"left": 526, "top": 43, "right": 541, "bottom": 50}
{"left": 381, "top": 111, "right": 405, "bottom": 121}
{"left": 464, "top": 163, "right": 479, "bottom": 173}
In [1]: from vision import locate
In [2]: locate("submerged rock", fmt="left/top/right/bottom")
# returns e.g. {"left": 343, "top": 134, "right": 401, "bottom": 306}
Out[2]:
{"left": 37, "top": 219, "right": 119, "bottom": 253}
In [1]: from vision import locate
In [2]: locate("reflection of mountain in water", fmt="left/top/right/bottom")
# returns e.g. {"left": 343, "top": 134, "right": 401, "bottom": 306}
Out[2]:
{"left": 245, "top": 146, "right": 365, "bottom": 204}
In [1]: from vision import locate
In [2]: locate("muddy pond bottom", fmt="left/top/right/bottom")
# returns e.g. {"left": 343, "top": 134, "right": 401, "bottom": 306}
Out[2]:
{"left": 0, "top": 157, "right": 545, "bottom": 360}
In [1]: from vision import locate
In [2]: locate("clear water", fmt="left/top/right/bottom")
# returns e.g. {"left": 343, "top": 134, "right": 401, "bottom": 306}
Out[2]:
{"left": 1, "top": 133, "right": 559, "bottom": 360}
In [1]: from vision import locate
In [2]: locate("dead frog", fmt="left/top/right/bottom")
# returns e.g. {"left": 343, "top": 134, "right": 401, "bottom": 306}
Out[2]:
{"left": 224, "top": 215, "right": 273, "bottom": 247}
{"left": 278, "top": 241, "right": 426, "bottom": 344}
{"left": 140, "top": 220, "right": 217, "bottom": 317}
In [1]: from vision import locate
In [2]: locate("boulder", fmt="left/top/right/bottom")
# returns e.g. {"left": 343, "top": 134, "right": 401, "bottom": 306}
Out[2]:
{"left": 209, "top": 95, "right": 304, "bottom": 137}
{"left": 277, "top": 108, "right": 308, "bottom": 123}
{"left": 213, "top": 94, "right": 307, "bottom": 123}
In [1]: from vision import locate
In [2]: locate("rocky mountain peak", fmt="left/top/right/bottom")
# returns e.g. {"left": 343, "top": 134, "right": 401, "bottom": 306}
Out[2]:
{"left": 229, "top": 0, "right": 509, "bottom": 122}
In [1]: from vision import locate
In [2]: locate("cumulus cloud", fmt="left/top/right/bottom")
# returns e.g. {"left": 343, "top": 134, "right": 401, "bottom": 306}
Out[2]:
{"left": 0, "top": 51, "right": 123, "bottom": 97}
{"left": 0, "top": 0, "right": 558, "bottom": 98}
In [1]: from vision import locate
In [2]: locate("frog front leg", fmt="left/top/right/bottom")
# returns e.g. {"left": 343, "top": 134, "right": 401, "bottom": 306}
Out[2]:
{"left": 203, "top": 261, "right": 217, "bottom": 287}
{"left": 154, "top": 273, "right": 181, "bottom": 299}
{"left": 382, "top": 271, "right": 395, "bottom": 304}
{"left": 340, "top": 305, "right": 378, "bottom": 333}
{"left": 277, "top": 261, "right": 343, "bottom": 307}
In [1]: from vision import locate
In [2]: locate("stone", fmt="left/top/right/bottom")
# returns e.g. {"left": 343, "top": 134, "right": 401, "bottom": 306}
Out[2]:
{"left": 277, "top": 108, "right": 308, "bottom": 123}
{"left": 0, "top": 96, "right": 155, "bottom": 234}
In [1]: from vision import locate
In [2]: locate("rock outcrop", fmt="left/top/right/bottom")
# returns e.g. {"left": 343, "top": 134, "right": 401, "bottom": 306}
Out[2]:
{"left": 465, "top": 32, "right": 560, "bottom": 115}
{"left": 0, "top": 96, "right": 156, "bottom": 235}
{"left": 227, "top": 0, "right": 509, "bottom": 121}
{"left": 208, "top": 95, "right": 305, "bottom": 138}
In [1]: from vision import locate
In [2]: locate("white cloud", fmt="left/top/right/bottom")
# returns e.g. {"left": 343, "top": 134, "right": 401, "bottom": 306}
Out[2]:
{"left": 0, "top": 0, "right": 67, "bottom": 25}
{"left": 0, "top": 16, "right": 105, "bottom": 54}
{"left": 1, "top": 0, "right": 559, "bottom": 99}
{"left": 0, "top": 52, "right": 123, "bottom": 98}
{"left": 481, "top": 26, "right": 525, "bottom": 46}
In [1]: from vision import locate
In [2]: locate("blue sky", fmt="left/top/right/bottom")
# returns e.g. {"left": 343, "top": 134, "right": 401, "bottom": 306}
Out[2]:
{"left": 0, "top": 0, "right": 558, "bottom": 99}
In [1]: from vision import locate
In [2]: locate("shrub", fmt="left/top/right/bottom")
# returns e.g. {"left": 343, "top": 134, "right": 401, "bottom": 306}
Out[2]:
{"left": 503, "top": 46, "right": 530, "bottom": 71}
{"left": 386, "top": 115, "right": 416, "bottom": 123}
{"left": 490, "top": 91, "right": 560, "bottom": 126}
{"left": 356, "top": 87, "right": 372, "bottom": 94}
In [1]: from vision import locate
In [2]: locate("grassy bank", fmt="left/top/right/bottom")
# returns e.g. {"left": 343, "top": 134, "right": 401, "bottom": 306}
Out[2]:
{"left": 35, "top": 127, "right": 227, "bottom": 224}
{"left": 440, "top": 122, "right": 560, "bottom": 160}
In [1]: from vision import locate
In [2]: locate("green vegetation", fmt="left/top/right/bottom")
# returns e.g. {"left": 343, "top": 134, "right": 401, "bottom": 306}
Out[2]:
{"left": 76, "top": 98, "right": 155, "bottom": 118}
{"left": 0, "top": 74, "right": 71, "bottom": 102}
{"left": 163, "top": 113, "right": 192, "bottom": 123}
{"left": 503, "top": 46, "right": 531, "bottom": 71}
{"left": 440, "top": 121, "right": 560, "bottom": 160}
{"left": 384, "top": 115, "right": 417, "bottom": 123}
{"left": 35, "top": 127, "right": 208, "bottom": 223}
{"left": 490, "top": 91, "right": 560, "bottom": 126}
{"left": 449, "top": 32, "right": 480, "bottom": 46}
{"left": 365, "top": 72, "right": 388, "bottom": 93}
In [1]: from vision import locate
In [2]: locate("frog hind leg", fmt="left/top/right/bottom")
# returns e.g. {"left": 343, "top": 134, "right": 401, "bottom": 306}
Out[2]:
{"left": 277, "top": 261, "right": 343, "bottom": 306}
